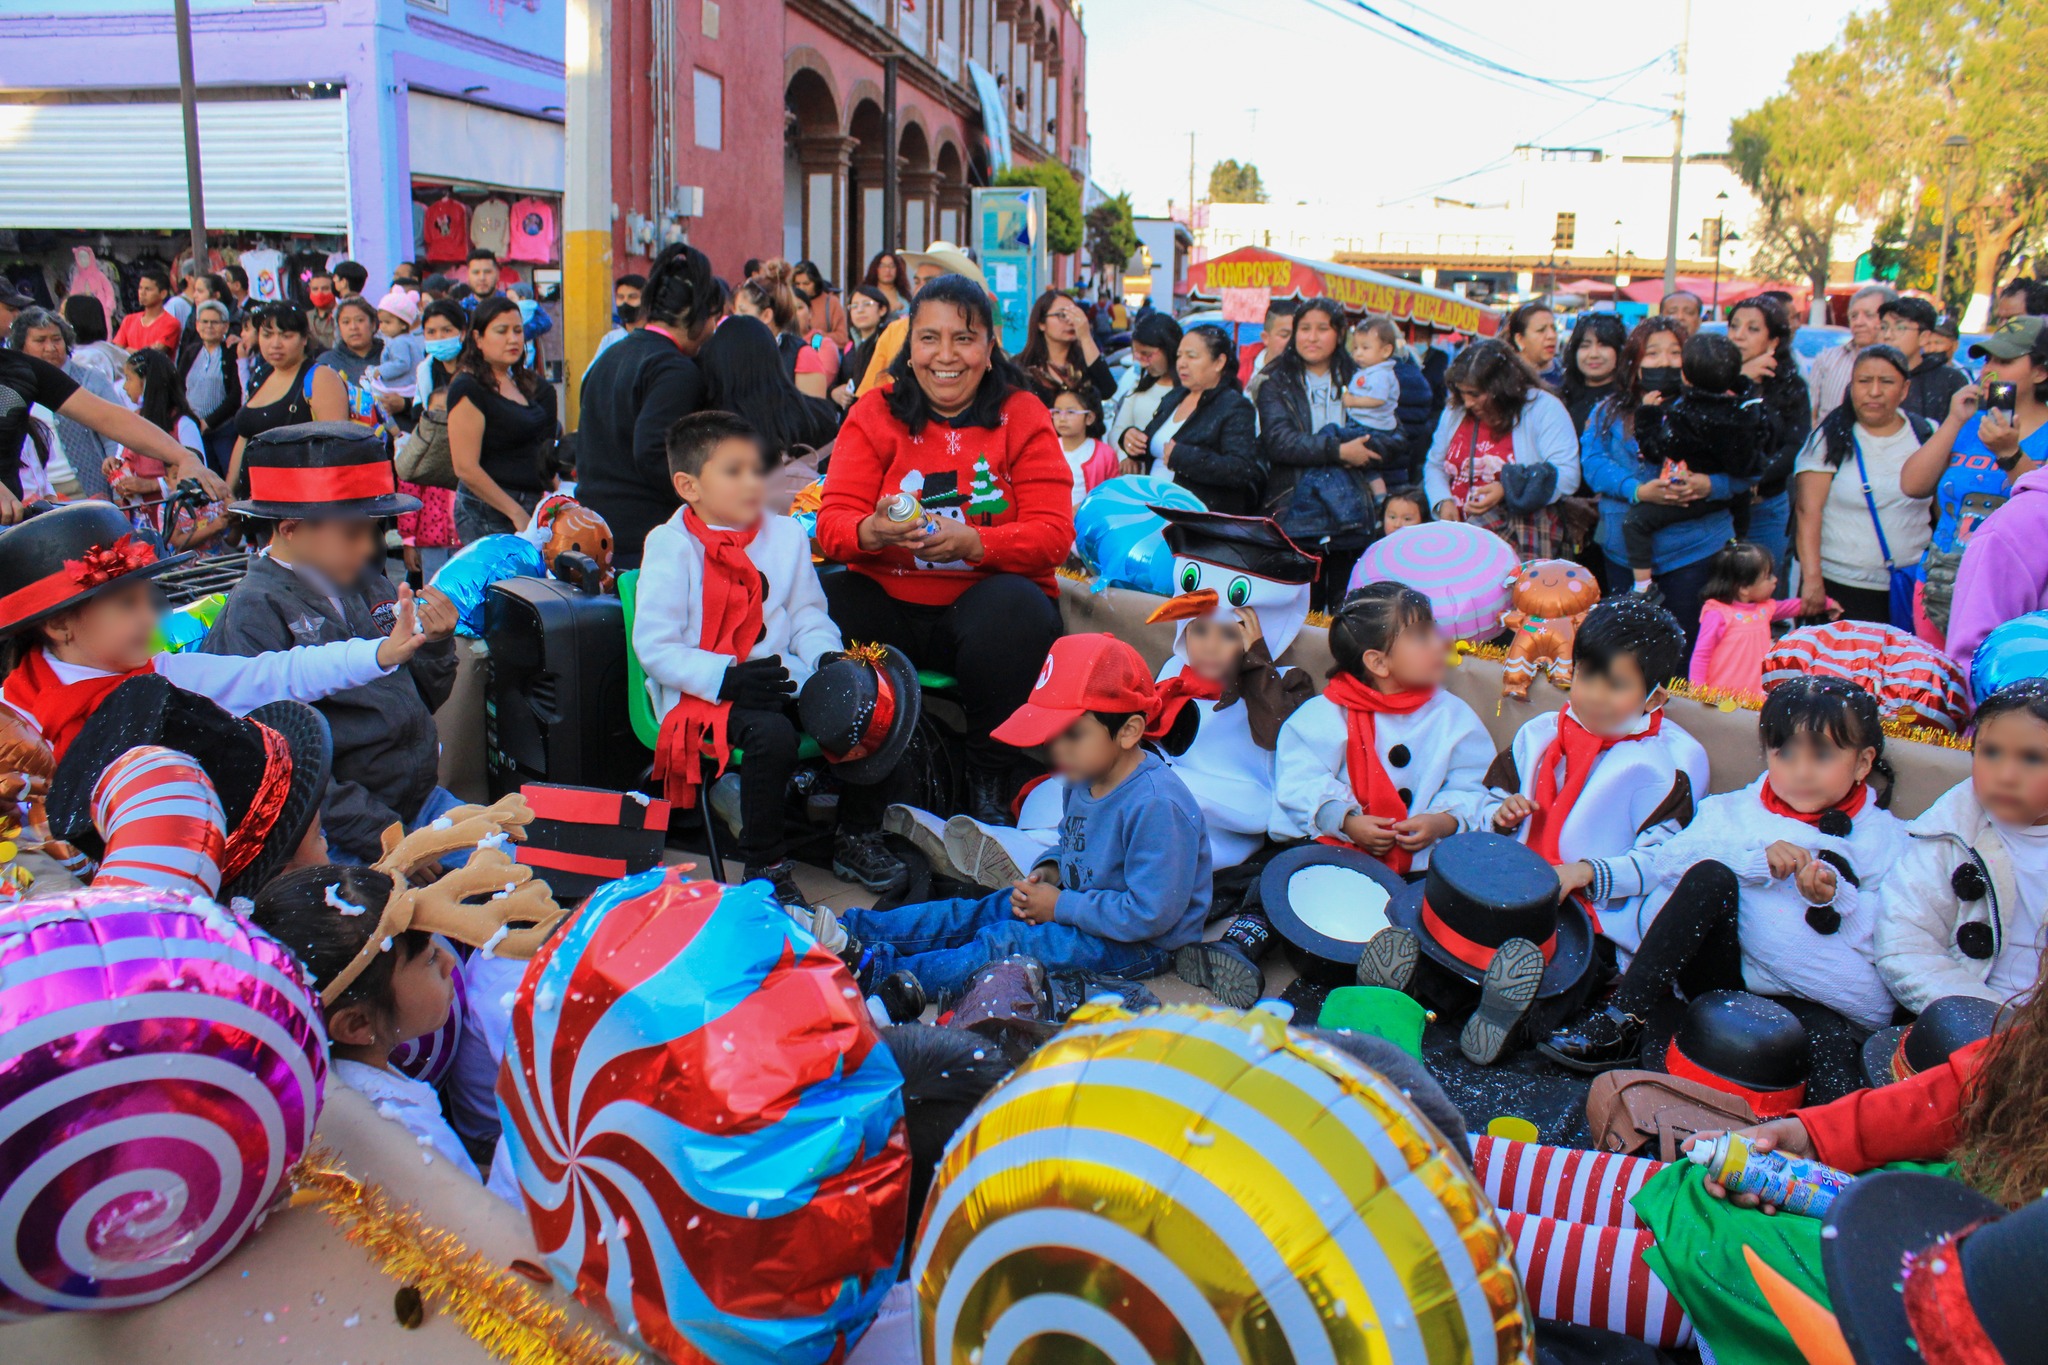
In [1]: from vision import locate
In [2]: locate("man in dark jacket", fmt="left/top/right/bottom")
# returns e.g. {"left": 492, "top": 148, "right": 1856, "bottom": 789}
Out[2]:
{"left": 1880, "top": 296, "right": 1970, "bottom": 428}
{"left": 202, "top": 426, "right": 460, "bottom": 863}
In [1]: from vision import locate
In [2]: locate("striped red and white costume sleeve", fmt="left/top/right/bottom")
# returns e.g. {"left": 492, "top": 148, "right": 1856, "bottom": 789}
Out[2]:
{"left": 89, "top": 746, "right": 227, "bottom": 900}
{"left": 1470, "top": 1135, "right": 1694, "bottom": 1350}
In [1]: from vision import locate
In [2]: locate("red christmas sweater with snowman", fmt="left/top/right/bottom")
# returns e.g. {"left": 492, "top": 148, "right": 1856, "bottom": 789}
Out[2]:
{"left": 818, "top": 386, "right": 1075, "bottom": 605}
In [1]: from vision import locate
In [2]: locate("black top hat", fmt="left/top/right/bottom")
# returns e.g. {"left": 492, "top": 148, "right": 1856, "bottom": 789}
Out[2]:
{"left": 1861, "top": 994, "right": 2006, "bottom": 1090}
{"left": 0, "top": 502, "right": 193, "bottom": 637}
{"left": 1153, "top": 507, "right": 1321, "bottom": 585}
{"left": 1386, "top": 832, "right": 1591, "bottom": 999}
{"left": 1822, "top": 1171, "right": 2039, "bottom": 1365}
{"left": 49, "top": 674, "right": 333, "bottom": 901}
{"left": 797, "top": 643, "right": 921, "bottom": 785}
{"left": 1259, "top": 841, "right": 1409, "bottom": 972}
{"left": 231, "top": 421, "right": 421, "bottom": 520}
{"left": 1664, "top": 990, "right": 1810, "bottom": 1115}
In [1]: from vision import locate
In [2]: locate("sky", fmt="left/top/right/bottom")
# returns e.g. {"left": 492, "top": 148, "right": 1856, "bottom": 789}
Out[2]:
{"left": 1082, "top": 0, "right": 1869, "bottom": 214}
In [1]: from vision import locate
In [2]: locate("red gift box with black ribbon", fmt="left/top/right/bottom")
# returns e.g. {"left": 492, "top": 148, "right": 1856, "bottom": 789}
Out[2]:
{"left": 513, "top": 783, "right": 672, "bottom": 898}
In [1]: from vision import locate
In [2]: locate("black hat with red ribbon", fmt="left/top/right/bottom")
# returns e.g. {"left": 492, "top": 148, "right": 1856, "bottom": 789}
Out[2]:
{"left": 231, "top": 421, "right": 421, "bottom": 520}
{"left": 1385, "top": 832, "right": 1592, "bottom": 998}
{"left": 1664, "top": 989, "right": 1811, "bottom": 1116}
{"left": 0, "top": 502, "right": 194, "bottom": 638}
{"left": 798, "top": 642, "right": 921, "bottom": 784}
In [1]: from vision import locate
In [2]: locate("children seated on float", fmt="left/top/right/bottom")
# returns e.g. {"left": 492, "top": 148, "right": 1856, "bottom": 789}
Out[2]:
{"left": 634, "top": 411, "right": 843, "bottom": 911}
{"left": 816, "top": 633, "right": 1212, "bottom": 1018}
{"left": 1487, "top": 596, "right": 1711, "bottom": 971}
{"left": 1878, "top": 679, "right": 2048, "bottom": 1010}
{"left": 1540, "top": 676, "right": 1908, "bottom": 1070}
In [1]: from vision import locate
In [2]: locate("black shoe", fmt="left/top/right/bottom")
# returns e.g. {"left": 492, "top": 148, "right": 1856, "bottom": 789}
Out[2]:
{"left": 1629, "top": 581, "right": 1666, "bottom": 610}
{"left": 1460, "top": 937, "right": 1546, "bottom": 1066}
{"left": 832, "top": 830, "right": 910, "bottom": 896}
{"left": 1356, "top": 927, "right": 1419, "bottom": 992}
{"left": 745, "top": 859, "right": 812, "bottom": 913}
{"left": 1175, "top": 940, "right": 1264, "bottom": 1009}
{"left": 964, "top": 762, "right": 1013, "bottom": 828}
{"left": 855, "top": 951, "right": 927, "bottom": 1023}
{"left": 1534, "top": 1004, "right": 1646, "bottom": 1073}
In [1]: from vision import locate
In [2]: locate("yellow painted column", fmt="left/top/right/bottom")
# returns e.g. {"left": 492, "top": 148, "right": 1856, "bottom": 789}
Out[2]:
{"left": 562, "top": 0, "right": 611, "bottom": 430}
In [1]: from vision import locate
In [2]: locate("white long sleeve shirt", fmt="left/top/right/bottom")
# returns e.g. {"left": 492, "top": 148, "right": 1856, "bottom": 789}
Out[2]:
{"left": 45, "top": 636, "right": 393, "bottom": 713}
{"left": 1421, "top": 388, "right": 1582, "bottom": 512}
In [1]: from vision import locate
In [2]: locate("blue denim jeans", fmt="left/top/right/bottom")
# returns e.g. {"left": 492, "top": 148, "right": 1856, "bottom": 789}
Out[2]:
{"left": 840, "top": 888, "right": 1171, "bottom": 1002}
{"left": 1744, "top": 488, "right": 1791, "bottom": 575}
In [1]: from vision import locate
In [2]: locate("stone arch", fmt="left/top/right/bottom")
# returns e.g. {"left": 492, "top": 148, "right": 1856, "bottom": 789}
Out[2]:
{"left": 782, "top": 47, "right": 841, "bottom": 128}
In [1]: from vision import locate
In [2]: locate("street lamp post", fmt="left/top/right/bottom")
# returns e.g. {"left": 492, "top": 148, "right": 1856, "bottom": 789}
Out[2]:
{"left": 1612, "top": 219, "right": 1624, "bottom": 296}
{"left": 1937, "top": 133, "right": 1970, "bottom": 311}
{"left": 1711, "top": 189, "right": 1729, "bottom": 316}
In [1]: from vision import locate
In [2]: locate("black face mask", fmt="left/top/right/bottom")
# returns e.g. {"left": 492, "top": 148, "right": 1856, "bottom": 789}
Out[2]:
{"left": 1639, "top": 366, "right": 1683, "bottom": 396}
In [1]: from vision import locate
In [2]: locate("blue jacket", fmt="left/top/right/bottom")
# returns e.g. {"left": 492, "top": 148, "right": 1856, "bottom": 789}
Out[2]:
{"left": 1049, "top": 751, "right": 1212, "bottom": 949}
{"left": 1579, "top": 397, "right": 1750, "bottom": 575}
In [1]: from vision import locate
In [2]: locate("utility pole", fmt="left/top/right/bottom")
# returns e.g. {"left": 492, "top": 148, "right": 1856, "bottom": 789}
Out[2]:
{"left": 1188, "top": 132, "right": 1196, "bottom": 230}
{"left": 883, "top": 56, "right": 900, "bottom": 251}
{"left": 562, "top": 0, "right": 611, "bottom": 426}
{"left": 172, "top": 0, "right": 207, "bottom": 275}
{"left": 1662, "top": 0, "right": 1691, "bottom": 296}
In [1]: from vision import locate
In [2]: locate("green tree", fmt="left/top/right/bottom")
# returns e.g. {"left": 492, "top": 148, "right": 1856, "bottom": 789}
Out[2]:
{"left": 1207, "top": 159, "right": 1267, "bottom": 204}
{"left": 1085, "top": 191, "right": 1141, "bottom": 278}
{"left": 994, "top": 161, "right": 1084, "bottom": 257}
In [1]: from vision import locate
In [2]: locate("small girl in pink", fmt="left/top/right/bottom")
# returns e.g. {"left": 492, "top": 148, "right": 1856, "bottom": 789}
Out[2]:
{"left": 1688, "top": 541, "right": 1835, "bottom": 697}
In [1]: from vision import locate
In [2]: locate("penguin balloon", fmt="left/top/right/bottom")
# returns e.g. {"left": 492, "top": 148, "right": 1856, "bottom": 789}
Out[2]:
{"left": 1144, "top": 509, "right": 1320, "bottom": 868}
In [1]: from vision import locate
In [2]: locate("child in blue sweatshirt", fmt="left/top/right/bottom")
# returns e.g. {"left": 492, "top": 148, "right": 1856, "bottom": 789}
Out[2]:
{"left": 825, "top": 633, "right": 1212, "bottom": 1018}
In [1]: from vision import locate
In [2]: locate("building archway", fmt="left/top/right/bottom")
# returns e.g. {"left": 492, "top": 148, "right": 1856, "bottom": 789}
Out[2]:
{"left": 784, "top": 64, "right": 846, "bottom": 276}
{"left": 898, "top": 120, "right": 934, "bottom": 251}
{"left": 935, "top": 139, "right": 967, "bottom": 247}
{"left": 847, "top": 98, "right": 888, "bottom": 278}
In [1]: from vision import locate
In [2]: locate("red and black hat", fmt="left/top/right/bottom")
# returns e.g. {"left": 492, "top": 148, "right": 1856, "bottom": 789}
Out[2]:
{"left": 798, "top": 642, "right": 921, "bottom": 784}
{"left": 48, "top": 674, "right": 332, "bottom": 901}
{"left": 0, "top": 502, "right": 193, "bottom": 637}
{"left": 1259, "top": 841, "right": 1410, "bottom": 973}
{"left": 1861, "top": 994, "right": 2007, "bottom": 1090}
{"left": 231, "top": 421, "right": 422, "bottom": 520}
{"left": 1153, "top": 507, "right": 1322, "bottom": 585}
{"left": 1663, "top": 990, "right": 1810, "bottom": 1116}
{"left": 1386, "top": 832, "right": 1593, "bottom": 999}
{"left": 511, "top": 782, "right": 673, "bottom": 900}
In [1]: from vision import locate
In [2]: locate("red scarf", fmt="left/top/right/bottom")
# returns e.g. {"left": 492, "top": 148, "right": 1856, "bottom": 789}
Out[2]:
{"left": 1147, "top": 666, "right": 1223, "bottom": 740}
{"left": 1322, "top": 672, "right": 1432, "bottom": 875}
{"left": 651, "top": 510, "right": 764, "bottom": 809}
{"left": 1525, "top": 709, "right": 1665, "bottom": 865}
{"left": 1759, "top": 781, "right": 1869, "bottom": 826}
{"left": 2, "top": 648, "right": 156, "bottom": 766}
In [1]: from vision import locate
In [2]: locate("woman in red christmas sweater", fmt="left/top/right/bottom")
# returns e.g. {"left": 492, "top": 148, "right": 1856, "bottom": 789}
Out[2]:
{"left": 817, "top": 274, "right": 1074, "bottom": 889}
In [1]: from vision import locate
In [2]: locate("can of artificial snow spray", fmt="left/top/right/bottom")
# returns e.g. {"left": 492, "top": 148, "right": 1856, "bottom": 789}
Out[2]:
{"left": 884, "top": 491, "right": 933, "bottom": 532}
{"left": 1686, "top": 1133, "right": 1854, "bottom": 1217}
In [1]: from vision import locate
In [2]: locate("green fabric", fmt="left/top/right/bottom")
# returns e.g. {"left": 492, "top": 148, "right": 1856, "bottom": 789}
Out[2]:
{"left": 618, "top": 569, "right": 660, "bottom": 752}
{"left": 1632, "top": 1158, "right": 1957, "bottom": 1364}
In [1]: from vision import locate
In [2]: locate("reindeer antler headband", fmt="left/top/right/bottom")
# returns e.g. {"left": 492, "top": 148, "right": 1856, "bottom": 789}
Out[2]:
{"left": 321, "top": 793, "right": 568, "bottom": 1006}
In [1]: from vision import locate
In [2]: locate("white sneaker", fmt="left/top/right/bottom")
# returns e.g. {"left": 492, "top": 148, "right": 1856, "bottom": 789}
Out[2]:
{"left": 882, "top": 804, "right": 964, "bottom": 879}
{"left": 804, "top": 903, "right": 850, "bottom": 957}
{"left": 943, "top": 816, "right": 1051, "bottom": 889}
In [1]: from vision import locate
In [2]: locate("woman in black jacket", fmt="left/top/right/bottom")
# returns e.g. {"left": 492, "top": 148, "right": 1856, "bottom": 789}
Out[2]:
{"left": 1726, "top": 294, "right": 1812, "bottom": 571}
{"left": 1141, "top": 324, "right": 1262, "bottom": 514}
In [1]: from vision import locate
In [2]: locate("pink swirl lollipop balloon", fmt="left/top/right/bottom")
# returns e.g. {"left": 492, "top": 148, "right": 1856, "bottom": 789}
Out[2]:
{"left": 1350, "top": 521, "right": 1522, "bottom": 643}
{"left": 0, "top": 886, "right": 326, "bottom": 1316}
{"left": 388, "top": 935, "right": 466, "bottom": 1087}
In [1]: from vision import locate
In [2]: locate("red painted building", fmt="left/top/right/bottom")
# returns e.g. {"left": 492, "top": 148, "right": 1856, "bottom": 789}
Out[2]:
{"left": 608, "top": 0, "right": 1089, "bottom": 288}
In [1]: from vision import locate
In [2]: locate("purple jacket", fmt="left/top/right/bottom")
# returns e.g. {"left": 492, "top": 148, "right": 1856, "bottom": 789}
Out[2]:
{"left": 1948, "top": 466, "right": 2048, "bottom": 684}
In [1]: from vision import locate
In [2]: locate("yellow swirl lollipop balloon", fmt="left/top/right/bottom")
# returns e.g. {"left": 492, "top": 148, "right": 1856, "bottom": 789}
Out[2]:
{"left": 912, "top": 1002, "right": 1531, "bottom": 1365}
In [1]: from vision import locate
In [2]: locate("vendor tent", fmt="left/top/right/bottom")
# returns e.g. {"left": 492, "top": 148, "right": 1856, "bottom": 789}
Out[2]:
{"left": 1186, "top": 246, "right": 1502, "bottom": 337}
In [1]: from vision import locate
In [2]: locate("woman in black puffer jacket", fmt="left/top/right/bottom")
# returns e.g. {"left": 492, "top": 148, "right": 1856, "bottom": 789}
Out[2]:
{"left": 1140, "top": 323, "right": 1262, "bottom": 514}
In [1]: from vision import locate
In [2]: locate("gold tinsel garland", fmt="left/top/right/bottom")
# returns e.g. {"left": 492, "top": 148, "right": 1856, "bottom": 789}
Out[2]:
{"left": 290, "top": 1151, "right": 634, "bottom": 1365}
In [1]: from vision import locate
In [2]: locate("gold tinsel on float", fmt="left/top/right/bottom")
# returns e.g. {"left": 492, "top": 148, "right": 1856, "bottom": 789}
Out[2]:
{"left": 289, "top": 1151, "right": 634, "bottom": 1365}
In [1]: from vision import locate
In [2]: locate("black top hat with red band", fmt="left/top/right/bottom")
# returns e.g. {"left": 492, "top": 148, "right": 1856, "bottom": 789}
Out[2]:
{"left": 1260, "top": 841, "right": 1411, "bottom": 972}
{"left": 1154, "top": 507, "right": 1321, "bottom": 584}
{"left": 1861, "top": 994, "right": 2006, "bottom": 1090}
{"left": 0, "top": 502, "right": 194, "bottom": 637}
{"left": 231, "top": 421, "right": 421, "bottom": 520}
{"left": 1822, "top": 1171, "right": 2039, "bottom": 1365}
{"left": 1663, "top": 989, "right": 1810, "bottom": 1116}
{"left": 1385, "top": 832, "right": 1592, "bottom": 999}
{"left": 49, "top": 673, "right": 333, "bottom": 901}
{"left": 798, "top": 643, "right": 921, "bottom": 785}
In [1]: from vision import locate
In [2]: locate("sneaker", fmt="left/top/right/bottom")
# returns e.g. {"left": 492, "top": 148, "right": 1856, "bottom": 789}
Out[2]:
{"left": 832, "top": 830, "right": 910, "bottom": 896}
{"left": 882, "top": 804, "right": 963, "bottom": 879}
{"left": 1459, "top": 937, "right": 1547, "bottom": 1066}
{"left": 745, "top": 859, "right": 813, "bottom": 915}
{"left": 1355, "top": 927, "right": 1420, "bottom": 992}
{"left": 1534, "top": 1005, "right": 1647, "bottom": 1073}
{"left": 942, "top": 815, "right": 1034, "bottom": 889}
{"left": 854, "top": 949, "right": 927, "bottom": 1024}
{"left": 1175, "top": 940, "right": 1264, "bottom": 1010}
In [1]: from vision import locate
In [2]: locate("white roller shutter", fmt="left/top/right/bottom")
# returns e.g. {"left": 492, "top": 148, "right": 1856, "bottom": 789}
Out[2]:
{"left": 407, "top": 93, "right": 564, "bottom": 194}
{"left": 0, "top": 98, "right": 350, "bottom": 234}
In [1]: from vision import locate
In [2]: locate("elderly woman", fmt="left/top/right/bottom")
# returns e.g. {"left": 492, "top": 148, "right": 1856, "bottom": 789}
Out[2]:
{"left": 1422, "top": 337, "right": 1581, "bottom": 561}
{"left": 9, "top": 306, "right": 120, "bottom": 496}
{"left": 818, "top": 273, "right": 1073, "bottom": 888}
{"left": 177, "top": 299, "right": 241, "bottom": 473}
{"left": 1793, "top": 344, "right": 1933, "bottom": 625}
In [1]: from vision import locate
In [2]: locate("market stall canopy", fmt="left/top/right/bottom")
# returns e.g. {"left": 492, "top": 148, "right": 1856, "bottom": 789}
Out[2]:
{"left": 1618, "top": 274, "right": 1811, "bottom": 309}
{"left": 1186, "top": 246, "right": 1503, "bottom": 337}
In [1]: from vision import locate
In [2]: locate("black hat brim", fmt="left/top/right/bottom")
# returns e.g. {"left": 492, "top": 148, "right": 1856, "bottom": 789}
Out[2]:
{"left": 230, "top": 494, "right": 422, "bottom": 520}
{"left": 1822, "top": 1172, "right": 2005, "bottom": 1365}
{"left": 0, "top": 549, "right": 196, "bottom": 638}
{"left": 1152, "top": 506, "right": 1321, "bottom": 584}
{"left": 1259, "top": 842, "right": 1409, "bottom": 965}
{"left": 1390, "top": 879, "right": 1594, "bottom": 999}
{"left": 821, "top": 645, "right": 922, "bottom": 785}
{"left": 1861, "top": 1025, "right": 1907, "bottom": 1090}
{"left": 231, "top": 699, "right": 331, "bottom": 900}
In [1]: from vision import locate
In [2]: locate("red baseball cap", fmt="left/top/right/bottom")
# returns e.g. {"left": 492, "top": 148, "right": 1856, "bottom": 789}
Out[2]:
{"left": 991, "top": 633, "right": 1160, "bottom": 748}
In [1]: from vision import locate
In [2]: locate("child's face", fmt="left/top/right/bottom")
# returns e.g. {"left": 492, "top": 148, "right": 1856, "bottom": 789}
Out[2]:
{"left": 387, "top": 936, "right": 456, "bottom": 1048}
{"left": 1350, "top": 331, "right": 1393, "bottom": 367}
{"left": 1765, "top": 734, "right": 1876, "bottom": 813}
{"left": 1362, "top": 621, "right": 1447, "bottom": 692}
{"left": 1383, "top": 498, "right": 1423, "bottom": 534}
{"left": 275, "top": 518, "right": 379, "bottom": 585}
{"left": 1048, "top": 395, "right": 1091, "bottom": 441}
{"left": 1049, "top": 712, "right": 1139, "bottom": 785}
{"left": 121, "top": 367, "right": 144, "bottom": 403}
{"left": 1740, "top": 567, "right": 1780, "bottom": 602}
{"left": 1568, "top": 655, "right": 1656, "bottom": 736}
{"left": 1971, "top": 710, "right": 2048, "bottom": 827}
{"left": 49, "top": 584, "right": 159, "bottom": 671}
{"left": 377, "top": 310, "right": 409, "bottom": 336}
{"left": 672, "top": 437, "right": 766, "bottom": 527}
{"left": 1181, "top": 617, "right": 1244, "bottom": 683}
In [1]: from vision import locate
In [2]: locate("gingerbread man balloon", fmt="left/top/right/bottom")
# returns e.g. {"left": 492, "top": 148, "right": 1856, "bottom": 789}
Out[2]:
{"left": 1500, "top": 559, "right": 1601, "bottom": 701}
{"left": 540, "top": 500, "right": 616, "bottom": 593}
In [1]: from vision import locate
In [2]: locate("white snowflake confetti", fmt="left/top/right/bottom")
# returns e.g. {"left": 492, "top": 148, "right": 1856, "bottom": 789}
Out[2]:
{"left": 324, "top": 884, "right": 366, "bottom": 916}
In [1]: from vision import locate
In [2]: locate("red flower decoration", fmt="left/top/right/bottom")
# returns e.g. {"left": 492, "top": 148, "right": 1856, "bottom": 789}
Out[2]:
{"left": 64, "top": 535, "right": 157, "bottom": 589}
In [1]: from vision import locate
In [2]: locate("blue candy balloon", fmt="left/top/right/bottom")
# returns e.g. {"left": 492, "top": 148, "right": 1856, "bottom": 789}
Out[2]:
{"left": 428, "top": 533, "right": 545, "bottom": 636}
{"left": 1074, "top": 475, "right": 1206, "bottom": 595}
{"left": 1972, "top": 609, "right": 2048, "bottom": 703}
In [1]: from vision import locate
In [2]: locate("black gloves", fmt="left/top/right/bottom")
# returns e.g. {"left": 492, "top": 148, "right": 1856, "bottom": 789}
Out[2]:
{"left": 719, "top": 655, "right": 796, "bottom": 710}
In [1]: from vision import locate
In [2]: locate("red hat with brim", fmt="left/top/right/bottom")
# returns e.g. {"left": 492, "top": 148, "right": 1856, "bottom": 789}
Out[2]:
{"left": 990, "top": 633, "right": 1159, "bottom": 749}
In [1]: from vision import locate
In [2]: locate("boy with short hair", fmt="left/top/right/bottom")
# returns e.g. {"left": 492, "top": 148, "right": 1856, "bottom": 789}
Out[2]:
{"left": 826, "top": 633, "right": 1213, "bottom": 1018}
{"left": 1344, "top": 314, "right": 1403, "bottom": 500}
{"left": 112, "top": 267, "right": 181, "bottom": 353}
{"left": 634, "top": 410, "right": 843, "bottom": 908}
{"left": 1242, "top": 299, "right": 1298, "bottom": 403}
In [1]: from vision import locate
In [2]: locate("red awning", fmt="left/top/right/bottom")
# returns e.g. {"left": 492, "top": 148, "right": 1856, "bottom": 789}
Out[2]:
{"left": 1185, "top": 246, "right": 1503, "bottom": 336}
